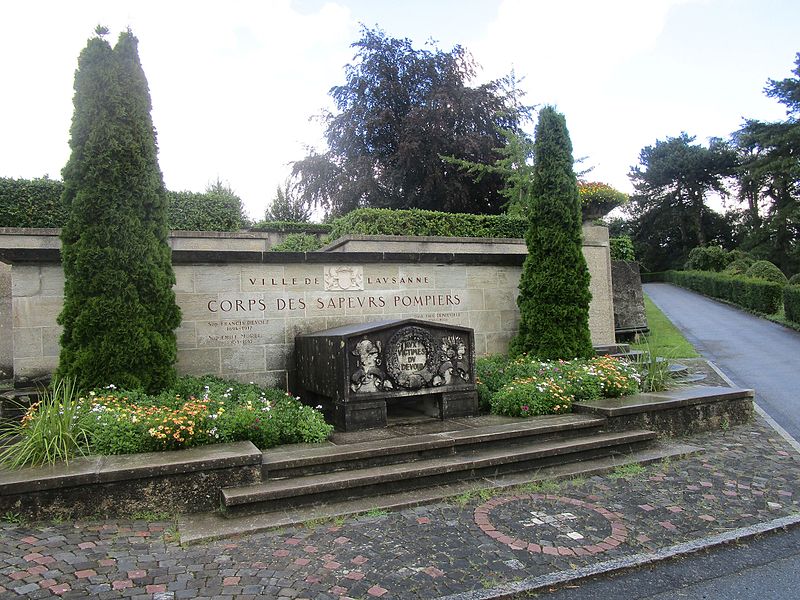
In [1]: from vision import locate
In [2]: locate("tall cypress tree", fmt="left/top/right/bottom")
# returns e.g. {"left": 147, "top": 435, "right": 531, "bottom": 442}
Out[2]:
{"left": 510, "top": 106, "right": 594, "bottom": 359}
{"left": 57, "top": 28, "right": 181, "bottom": 393}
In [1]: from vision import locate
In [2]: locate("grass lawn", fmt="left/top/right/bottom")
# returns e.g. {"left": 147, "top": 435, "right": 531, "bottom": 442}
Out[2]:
{"left": 631, "top": 294, "right": 700, "bottom": 358}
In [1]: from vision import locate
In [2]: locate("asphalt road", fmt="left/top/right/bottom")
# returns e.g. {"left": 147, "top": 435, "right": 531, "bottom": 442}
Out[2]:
{"left": 644, "top": 282, "right": 800, "bottom": 441}
{"left": 530, "top": 524, "right": 800, "bottom": 600}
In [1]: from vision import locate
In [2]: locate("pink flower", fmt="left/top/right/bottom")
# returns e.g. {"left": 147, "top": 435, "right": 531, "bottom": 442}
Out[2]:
{"left": 522, "top": 405, "right": 529, "bottom": 412}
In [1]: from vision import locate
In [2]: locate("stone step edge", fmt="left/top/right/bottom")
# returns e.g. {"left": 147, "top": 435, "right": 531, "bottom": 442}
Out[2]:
{"left": 573, "top": 386, "right": 754, "bottom": 417}
{"left": 262, "top": 415, "right": 607, "bottom": 471}
{"left": 180, "top": 441, "right": 702, "bottom": 544}
{"left": 224, "top": 430, "right": 657, "bottom": 506}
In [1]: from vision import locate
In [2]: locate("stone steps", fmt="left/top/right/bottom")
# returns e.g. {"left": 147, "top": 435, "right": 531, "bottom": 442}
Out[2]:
{"left": 261, "top": 414, "right": 606, "bottom": 479}
{"left": 180, "top": 440, "right": 701, "bottom": 544}
{"left": 221, "top": 428, "right": 657, "bottom": 517}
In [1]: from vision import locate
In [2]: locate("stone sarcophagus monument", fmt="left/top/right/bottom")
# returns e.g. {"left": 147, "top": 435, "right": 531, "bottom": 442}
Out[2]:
{"left": 294, "top": 318, "right": 479, "bottom": 430}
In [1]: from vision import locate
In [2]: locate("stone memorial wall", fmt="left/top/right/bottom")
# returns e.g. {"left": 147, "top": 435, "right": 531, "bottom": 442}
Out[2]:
{"left": 0, "top": 226, "right": 616, "bottom": 388}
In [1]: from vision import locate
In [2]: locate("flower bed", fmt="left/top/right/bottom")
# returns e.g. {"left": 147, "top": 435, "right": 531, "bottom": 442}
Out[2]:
{"left": 477, "top": 355, "right": 641, "bottom": 417}
{"left": 1, "top": 375, "right": 333, "bottom": 467}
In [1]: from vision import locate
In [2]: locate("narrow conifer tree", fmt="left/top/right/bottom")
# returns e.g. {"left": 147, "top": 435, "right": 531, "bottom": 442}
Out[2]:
{"left": 510, "top": 106, "right": 594, "bottom": 359}
{"left": 57, "top": 28, "right": 181, "bottom": 393}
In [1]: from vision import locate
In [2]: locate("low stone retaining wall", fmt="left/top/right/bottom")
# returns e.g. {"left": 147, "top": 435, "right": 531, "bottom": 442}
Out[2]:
{"left": 573, "top": 386, "right": 755, "bottom": 435}
{"left": 0, "top": 441, "right": 261, "bottom": 521}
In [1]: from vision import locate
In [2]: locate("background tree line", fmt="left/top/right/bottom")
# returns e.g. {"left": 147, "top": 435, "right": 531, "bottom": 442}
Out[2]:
{"left": 621, "top": 52, "right": 800, "bottom": 275}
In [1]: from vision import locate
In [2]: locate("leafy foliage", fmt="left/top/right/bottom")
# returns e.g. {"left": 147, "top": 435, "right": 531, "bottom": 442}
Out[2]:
{"left": 511, "top": 107, "right": 594, "bottom": 360}
{"left": 685, "top": 245, "right": 731, "bottom": 272}
{"left": 578, "top": 181, "right": 628, "bottom": 220}
{"left": 56, "top": 30, "right": 181, "bottom": 393}
{"left": 270, "top": 233, "right": 323, "bottom": 252}
{"left": 665, "top": 270, "right": 783, "bottom": 314}
{"left": 744, "top": 259, "right": 789, "bottom": 284}
{"left": 0, "top": 177, "right": 66, "bottom": 228}
{"left": 627, "top": 134, "right": 737, "bottom": 271}
{"left": 265, "top": 182, "right": 311, "bottom": 222}
{"left": 790, "top": 273, "right": 800, "bottom": 285}
{"left": 324, "top": 207, "right": 528, "bottom": 240}
{"left": 291, "top": 27, "right": 529, "bottom": 218}
{"left": 476, "top": 355, "right": 640, "bottom": 417}
{"left": 733, "top": 53, "right": 800, "bottom": 275}
{"left": 609, "top": 236, "right": 635, "bottom": 261}
{"left": 167, "top": 181, "right": 249, "bottom": 231}
{"left": 785, "top": 284, "right": 800, "bottom": 323}
{"left": 724, "top": 258, "right": 755, "bottom": 276}
{"left": 0, "top": 178, "right": 248, "bottom": 231}
{"left": 4, "top": 376, "right": 333, "bottom": 461}
{"left": 0, "top": 379, "right": 88, "bottom": 468}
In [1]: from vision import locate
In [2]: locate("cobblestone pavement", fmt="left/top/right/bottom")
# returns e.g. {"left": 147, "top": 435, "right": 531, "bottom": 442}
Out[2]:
{"left": 1, "top": 415, "right": 799, "bottom": 600}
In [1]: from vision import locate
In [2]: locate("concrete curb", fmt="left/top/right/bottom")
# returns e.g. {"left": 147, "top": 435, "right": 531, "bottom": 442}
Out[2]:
{"left": 437, "top": 512, "right": 800, "bottom": 600}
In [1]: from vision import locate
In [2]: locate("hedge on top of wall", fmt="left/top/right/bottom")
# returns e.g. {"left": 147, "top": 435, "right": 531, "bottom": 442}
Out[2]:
{"left": 324, "top": 208, "right": 528, "bottom": 241}
{"left": 0, "top": 177, "right": 67, "bottom": 228}
{"left": 0, "top": 177, "right": 248, "bottom": 232}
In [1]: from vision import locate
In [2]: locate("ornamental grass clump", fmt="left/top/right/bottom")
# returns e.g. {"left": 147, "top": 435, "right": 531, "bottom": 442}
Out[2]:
{"left": 0, "top": 379, "right": 89, "bottom": 468}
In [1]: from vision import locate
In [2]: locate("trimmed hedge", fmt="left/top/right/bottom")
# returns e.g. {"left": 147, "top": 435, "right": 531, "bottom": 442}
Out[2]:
{"left": 250, "top": 220, "right": 331, "bottom": 233}
{"left": 0, "top": 177, "right": 248, "bottom": 231}
{"left": 166, "top": 191, "right": 248, "bottom": 231}
{"left": 324, "top": 208, "right": 528, "bottom": 241}
{"left": 789, "top": 274, "right": 800, "bottom": 285}
{"left": 786, "top": 285, "right": 800, "bottom": 324}
{"left": 665, "top": 270, "right": 783, "bottom": 314}
{"left": 0, "top": 177, "right": 66, "bottom": 228}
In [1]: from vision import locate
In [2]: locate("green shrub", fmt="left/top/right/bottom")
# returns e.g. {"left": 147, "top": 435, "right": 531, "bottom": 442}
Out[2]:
{"left": 665, "top": 270, "right": 783, "bottom": 314}
{"left": 324, "top": 208, "right": 527, "bottom": 242}
{"left": 610, "top": 236, "right": 635, "bottom": 261}
{"left": 723, "top": 258, "right": 754, "bottom": 276}
{"left": 0, "top": 177, "right": 66, "bottom": 228}
{"left": 167, "top": 190, "right": 249, "bottom": 231}
{"left": 0, "top": 379, "right": 89, "bottom": 468}
{"left": 78, "top": 376, "right": 333, "bottom": 454}
{"left": 57, "top": 31, "right": 182, "bottom": 394}
{"left": 511, "top": 107, "right": 593, "bottom": 360}
{"left": 745, "top": 260, "right": 788, "bottom": 285}
{"left": 785, "top": 284, "right": 800, "bottom": 324}
{"left": 270, "top": 233, "right": 323, "bottom": 252}
{"left": 490, "top": 377, "right": 573, "bottom": 417}
{"left": 787, "top": 273, "right": 800, "bottom": 285}
{"left": 250, "top": 220, "right": 331, "bottom": 234}
{"left": 685, "top": 245, "right": 730, "bottom": 272}
{"left": 476, "top": 355, "right": 640, "bottom": 414}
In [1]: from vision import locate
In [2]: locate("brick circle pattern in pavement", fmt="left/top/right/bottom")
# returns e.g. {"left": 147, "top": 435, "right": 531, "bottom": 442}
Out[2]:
{"left": 475, "top": 494, "right": 628, "bottom": 556}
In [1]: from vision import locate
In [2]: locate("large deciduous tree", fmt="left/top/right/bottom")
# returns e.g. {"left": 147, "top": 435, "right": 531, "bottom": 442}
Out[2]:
{"left": 57, "top": 28, "right": 181, "bottom": 393}
{"left": 627, "top": 133, "right": 737, "bottom": 271}
{"left": 510, "top": 106, "right": 594, "bottom": 360}
{"left": 291, "top": 27, "right": 529, "bottom": 218}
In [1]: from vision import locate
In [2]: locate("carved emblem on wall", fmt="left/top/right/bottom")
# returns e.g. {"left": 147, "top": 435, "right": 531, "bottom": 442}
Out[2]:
{"left": 433, "top": 335, "right": 471, "bottom": 386}
{"left": 324, "top": 265, "right": 364, "bottom": 291}
{"left": 385, "top": 326, "right": 441, "bottom": 389}
{"left": 350, "top": 338, "right": 393, "bottom": 393}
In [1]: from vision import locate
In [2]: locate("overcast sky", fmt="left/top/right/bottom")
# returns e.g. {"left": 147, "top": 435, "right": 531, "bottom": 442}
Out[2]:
{"left": 1, "top": 0, "right": 798, "bottom": 219}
